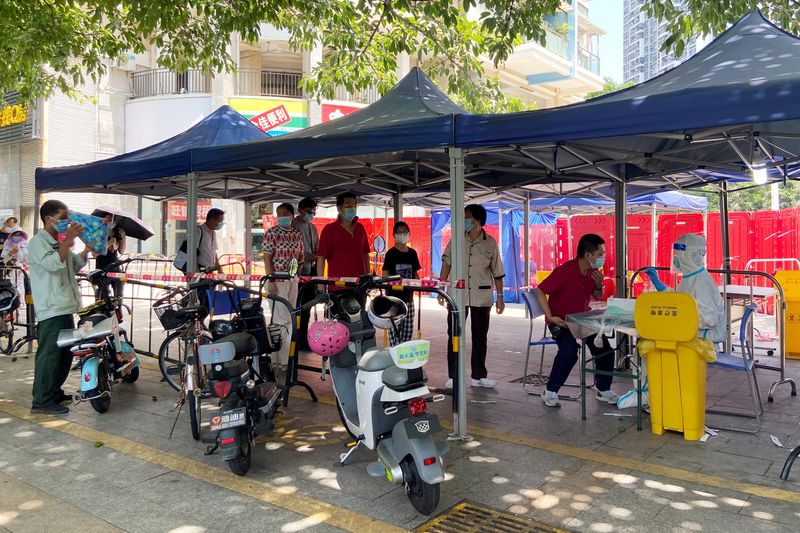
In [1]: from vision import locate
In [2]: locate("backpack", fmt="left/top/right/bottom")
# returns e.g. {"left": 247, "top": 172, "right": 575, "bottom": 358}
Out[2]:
{"left": 172, "top": 228, "right": 204, "bottom": 273}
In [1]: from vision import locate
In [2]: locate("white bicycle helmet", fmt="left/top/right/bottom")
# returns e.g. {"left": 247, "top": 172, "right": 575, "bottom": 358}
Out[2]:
{"left": 367, "top": 295, "right": 408, "bottom": 330}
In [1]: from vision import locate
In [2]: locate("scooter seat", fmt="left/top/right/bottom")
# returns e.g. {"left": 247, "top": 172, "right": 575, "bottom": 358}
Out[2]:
{"left": 216, "top": 332, "right": 257, "bottom": 357}
{"left": 358, "top": 348, "right": 395, "bottom": 371}
{"left": 382, "top": 366, "right": 428, "bottom": 391}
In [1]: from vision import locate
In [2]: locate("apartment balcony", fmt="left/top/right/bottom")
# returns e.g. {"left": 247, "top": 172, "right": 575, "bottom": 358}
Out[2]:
{"left": 235, "top": 69, "right": 303, "bottom": 98}
{"left": 578, "top": 47, "right": 601, "bottom": 75}
{"left": 131, "top": 69, "right": 212, "bottom": 98}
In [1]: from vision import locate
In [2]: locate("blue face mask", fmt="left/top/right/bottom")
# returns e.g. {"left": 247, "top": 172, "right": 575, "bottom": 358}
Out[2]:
{"left": 464, "top": 218, "right": 474, "bottom": 233}
{"left": 304, "top": 212, "right": 314, "bottom": 223}
{"left": 592, "top": 256, "right": 605, "bottom": 269}
{"left": 277, "top": 216, "right": 293, "bottom": 228}
{"left": 343, "top": 207, "right": 357, "bottom": 221}
{"left": 54, "top": 219, "right": 70, "bottom": 233}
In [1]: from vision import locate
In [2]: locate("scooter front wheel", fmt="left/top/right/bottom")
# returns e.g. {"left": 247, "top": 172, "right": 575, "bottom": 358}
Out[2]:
{"left": 188, "top": 389, "right": 201, "bottom": 441}
{"left": 402, "top": 456, "right": 440, "bottom": 515}
{"left": 227, "top": 427, "right": 252, "bottom": 476}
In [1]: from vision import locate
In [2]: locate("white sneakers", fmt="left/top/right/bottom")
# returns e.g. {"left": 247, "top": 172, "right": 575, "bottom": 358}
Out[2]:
{"left": 595, "top": 389, "right": 621, "bottom": 404}
{"left": 541, "top": 390, "right": 561, "bottom": 407}
{"left": 444, "top": 378, "right": 498, "bottom": 389}
{"left": 541, "top": 389, "right": 620, "bottom": 407}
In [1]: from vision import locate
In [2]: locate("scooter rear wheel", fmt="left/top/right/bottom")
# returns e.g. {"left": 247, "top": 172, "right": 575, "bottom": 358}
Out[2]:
{"left": 227, "top": 427, "right": 252, "bottom": 476}
{"left": 88, "top": 362, "right": 112, "bottom": 414}
{"left": 402, "top": 457, "right": 440, "bottom": 515}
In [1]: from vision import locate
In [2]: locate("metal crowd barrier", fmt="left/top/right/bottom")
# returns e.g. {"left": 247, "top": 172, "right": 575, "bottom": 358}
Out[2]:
{"left": 0, "top": 264, "right": 36, "bottom": 356}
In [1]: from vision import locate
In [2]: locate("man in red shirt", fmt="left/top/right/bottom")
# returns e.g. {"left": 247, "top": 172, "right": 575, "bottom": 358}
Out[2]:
{"left": 317, "top": 191, "right": 370, "bottom": 278}
{"left": 534, "top": 234, "right": 619, "bottom": 408}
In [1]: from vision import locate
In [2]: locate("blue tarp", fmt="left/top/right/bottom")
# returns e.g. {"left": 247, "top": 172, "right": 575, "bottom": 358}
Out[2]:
{"left": 36, "top": 105, "right": 266, "bottom": 192}
{"left": 430, "top": 204, "right": 556, "bottom": 303}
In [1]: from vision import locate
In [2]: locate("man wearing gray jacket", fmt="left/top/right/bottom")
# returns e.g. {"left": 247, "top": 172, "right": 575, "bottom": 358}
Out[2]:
{"left": 28, "top": 200, "right": 92, "bottom": 414}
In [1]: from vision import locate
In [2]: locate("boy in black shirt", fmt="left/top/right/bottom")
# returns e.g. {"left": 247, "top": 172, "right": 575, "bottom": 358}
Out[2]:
{"left": 381, "top": 221, "right": 421, "bottom": 346}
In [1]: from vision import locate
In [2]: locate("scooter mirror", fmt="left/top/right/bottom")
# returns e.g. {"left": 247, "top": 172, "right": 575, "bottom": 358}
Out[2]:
{"left": 288, "top": 258, "right": 299, "bottom": 277}
{"left": 373, "top": 235, "right": 386, "bottom": 254}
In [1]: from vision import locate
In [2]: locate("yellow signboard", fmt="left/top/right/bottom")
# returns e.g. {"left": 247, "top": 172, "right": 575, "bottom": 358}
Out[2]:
{"left": 0, "top": 104, "right": 27, "bottom": 128}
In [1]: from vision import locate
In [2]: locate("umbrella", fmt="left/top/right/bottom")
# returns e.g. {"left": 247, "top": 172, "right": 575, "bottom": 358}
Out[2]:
{"left": 91, "top": 207, "right": 154, "bottom": 241}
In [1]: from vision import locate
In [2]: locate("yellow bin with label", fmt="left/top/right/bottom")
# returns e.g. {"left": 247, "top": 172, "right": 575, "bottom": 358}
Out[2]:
{"left": 635, "top": 292, "right": 717, "bottom": 441}
{"left": 775, "top": 271, "right": 800, "bottom": 359}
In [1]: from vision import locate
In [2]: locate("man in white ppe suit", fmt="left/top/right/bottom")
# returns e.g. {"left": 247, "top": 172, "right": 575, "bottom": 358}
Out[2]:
{"left": 645, "top": 233, "right": 725, "bottom": 342}
{"left": 615, "top": 233, "right": 726, "bottom": 409}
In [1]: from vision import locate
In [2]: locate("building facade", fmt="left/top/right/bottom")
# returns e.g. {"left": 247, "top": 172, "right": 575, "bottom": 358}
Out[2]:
{"left": 623, "top": 0, "right": 697, "bottom": 84}
{"left": 490, "top": 0, "right": 605, "bottom": 108}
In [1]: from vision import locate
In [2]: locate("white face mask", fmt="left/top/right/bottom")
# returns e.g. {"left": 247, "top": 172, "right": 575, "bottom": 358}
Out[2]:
{"left": 395, "top": 233, "right": 410, "bottom": 245}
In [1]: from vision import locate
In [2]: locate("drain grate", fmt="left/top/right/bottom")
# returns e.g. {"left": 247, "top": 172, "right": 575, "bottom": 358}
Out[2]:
{"left": 415, "top": 500, "right": 574, "bottom": 533}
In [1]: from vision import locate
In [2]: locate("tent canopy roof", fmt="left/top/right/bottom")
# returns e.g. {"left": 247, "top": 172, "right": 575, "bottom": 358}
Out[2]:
{"left": 35, "top": 105, "right": 266, "bottom": 198}
{"left": 34, "top": 12, "right": 800, "bottom": 207}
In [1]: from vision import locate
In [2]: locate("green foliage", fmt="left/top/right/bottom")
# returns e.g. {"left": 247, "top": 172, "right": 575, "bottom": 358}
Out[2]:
{"left": 699, "top": 181, "right": 800, "bottom": 211}
{"left": 643, "top": 0, "right": 800, "bottom": 57}
{"left": 585, "top": 77, "right": 635, "bottom": 99}
{"left": 0, "top": 0, "right": 561, "bottom": 110}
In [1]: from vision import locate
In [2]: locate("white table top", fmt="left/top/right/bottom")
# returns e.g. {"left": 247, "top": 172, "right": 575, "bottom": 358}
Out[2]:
{"left": 721, "top": 285, "right": 778, "bottom": 298}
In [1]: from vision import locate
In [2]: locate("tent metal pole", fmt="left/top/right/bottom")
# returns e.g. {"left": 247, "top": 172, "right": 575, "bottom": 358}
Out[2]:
{"left": 650, "top": 204, "right": 657, "bottom": 267}
{"left": 137, "top": 196, "right": 144, "bottom": 254}
{"left": 244, "top": 200, "right": 253, "bottom": 275}
{"left": 615, "top": 180, "right": 627, "bottom": 298}
{"left": 567, "top": 207, "right": 573, "bottom": 258}
{"left": 524, "top": 192, "right": 530, "bottom": 296}
{"left": 394, "top": 192, "right": 403, "bottom": 221}
{"left": 719, "top": 182, "right": 733, "bottom": 353}
{"left": 186, "top": 173, "right": 199, "bottom": 273}
{"left": 449, "top": 147, "right": 468, "bottom": 440}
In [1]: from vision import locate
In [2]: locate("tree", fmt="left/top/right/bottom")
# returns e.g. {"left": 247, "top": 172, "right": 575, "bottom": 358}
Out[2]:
{"left": 699, "top": 181, "right": 800, "bottom": 211}
{"left": 0, "top": 0, "right": 561, "bottom": 112}
{"left": 585, "top": 77, "right": 635, "bottom": 99}
{"left": 644, "top": 1, "right": 799, "bottom": 58}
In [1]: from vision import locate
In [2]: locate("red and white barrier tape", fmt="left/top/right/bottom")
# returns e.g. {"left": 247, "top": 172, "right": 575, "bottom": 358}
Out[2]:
{"left": 105, "top": 271, "right": 465, "bottom": 289}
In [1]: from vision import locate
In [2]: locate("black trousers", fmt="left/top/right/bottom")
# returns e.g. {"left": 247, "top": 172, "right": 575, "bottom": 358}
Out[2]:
{"left": 547, "top": 329, "right": 614, "bottom": 393}
{"left": 447, "top": 305, "right": 491, "bottom": 380}
{"left": 296, "top": 283, "right": 316, "bottom": 351}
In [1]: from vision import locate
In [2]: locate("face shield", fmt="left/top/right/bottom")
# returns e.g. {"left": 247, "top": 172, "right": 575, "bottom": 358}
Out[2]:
{"left": 671, "top": 243, "right": 686, "bottom": 274}
{"left": 672, "top": 234, "right": 707, "bottom": 275}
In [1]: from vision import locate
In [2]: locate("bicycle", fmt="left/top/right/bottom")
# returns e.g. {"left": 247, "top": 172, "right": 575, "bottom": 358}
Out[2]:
{"left": 155, "top": 277, "right": 221, "bottom": 441}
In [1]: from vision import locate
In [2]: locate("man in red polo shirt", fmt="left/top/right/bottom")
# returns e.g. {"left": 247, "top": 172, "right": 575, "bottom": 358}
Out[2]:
{"left": 534, "top": 233, "right": 620, "bottom": 408}
{"left": 317, "top": 191, "right": 370, "bottom": 278}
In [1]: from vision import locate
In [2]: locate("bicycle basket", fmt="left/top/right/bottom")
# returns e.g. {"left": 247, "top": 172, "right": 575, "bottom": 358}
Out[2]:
{"left": 154, "top": 292, "right": 192, "bottom": 330}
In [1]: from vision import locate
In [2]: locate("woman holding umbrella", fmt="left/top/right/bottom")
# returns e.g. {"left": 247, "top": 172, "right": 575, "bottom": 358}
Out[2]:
{"left": 96, "top": 215, "right": 126, "bottom": 298}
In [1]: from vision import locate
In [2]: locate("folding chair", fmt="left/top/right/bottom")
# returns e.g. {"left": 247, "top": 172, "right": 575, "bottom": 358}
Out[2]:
{"left": 706, "top": 303, "right": 763, "bottom": 433}
{"left": 520, "top": 289, "right": 583, "bottom": 399}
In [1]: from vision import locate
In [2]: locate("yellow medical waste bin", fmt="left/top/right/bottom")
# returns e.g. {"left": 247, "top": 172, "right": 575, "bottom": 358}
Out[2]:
{"left": 635, "top": 292, "right": 717, "bottom": 441}
{"left": 775, "top": 271, "right": 800, "bottom": 359}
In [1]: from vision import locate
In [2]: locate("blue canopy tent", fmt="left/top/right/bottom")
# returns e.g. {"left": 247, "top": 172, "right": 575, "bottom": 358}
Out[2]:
{"left": 35, "top": 105, "right": 267, "bottom": 199}
{"left": 430, "top": 191, "right": 705, "bottom": 302}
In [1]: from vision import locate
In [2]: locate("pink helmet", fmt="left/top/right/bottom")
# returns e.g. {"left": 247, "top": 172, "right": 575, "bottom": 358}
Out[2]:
{"left": 307, "top": 320, "right": 350, "bottom": 357}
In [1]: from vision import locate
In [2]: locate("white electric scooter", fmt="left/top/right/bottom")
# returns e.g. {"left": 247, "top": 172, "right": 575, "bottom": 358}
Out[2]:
{"left": 313, "top": 271, "right": 452, "bottom": 515}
